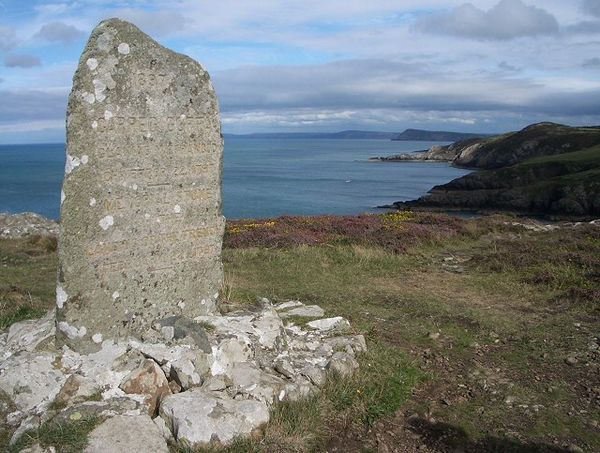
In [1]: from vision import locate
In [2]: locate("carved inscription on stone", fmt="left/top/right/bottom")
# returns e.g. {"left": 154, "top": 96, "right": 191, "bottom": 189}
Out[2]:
{"left": 57, "top": 19, "right": 224, "bottom": 352}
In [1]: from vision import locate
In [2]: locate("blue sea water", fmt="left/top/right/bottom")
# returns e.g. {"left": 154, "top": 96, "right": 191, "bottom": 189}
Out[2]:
{"left": 0, "top": 139, "right": 471, "bottom": 220}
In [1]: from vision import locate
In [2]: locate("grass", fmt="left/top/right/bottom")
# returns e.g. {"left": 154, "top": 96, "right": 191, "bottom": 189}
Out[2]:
{"left": 467, "top": 144, "right": 600, "bottom": 186}
{"left": 523, "top": 144, "right": 600, "bottom": 185}
{"left": 0, "top": 304, "right": 46, "bottom": 331}
{"left": 524, "top": 144, "right": 600, "bottom": 167}
{"left": 8, "top": 417, "right": 102, "bottom": 453}
{"left": 1, "top": 213, "right": 599, "bottom": 451}
{"left": 0, "top": 235, "right": 57, "bottom": 329}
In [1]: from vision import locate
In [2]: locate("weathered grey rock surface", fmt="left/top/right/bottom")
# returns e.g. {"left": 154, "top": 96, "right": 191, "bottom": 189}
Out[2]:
{"left": 57, "top": 18, "right": 224, "bottom": 352}
{"left": 275, "top": 301, "right": 325, "bottom": 319}
{"left": 0, "top": 351, "right": 66, "bottom": 413}
{"left": 160, "top": 388, "right": 269, "bottom": 445}
{"left": 84, "top": 414, "right": 169, "bottom": 453}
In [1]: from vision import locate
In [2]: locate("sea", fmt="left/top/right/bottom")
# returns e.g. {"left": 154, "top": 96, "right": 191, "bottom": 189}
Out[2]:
{"left": 0, "top": 138, "right": 471, "bottom": 220}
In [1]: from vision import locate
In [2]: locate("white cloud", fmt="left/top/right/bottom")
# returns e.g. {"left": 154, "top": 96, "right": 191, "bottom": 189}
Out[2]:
{"left": 1, "top": 0, "right": 600, "bottom": 140}
{"left": 104, "top": 8, "right": 188, "bottom": 37}
{"left": 214, "top": 59, "right": 565, "bottom": 114}
{"left": 0, "top": 119, "right": 63, "bottom": 133}
{"left": 583, "top": 57, "right": 600, "bottom": 68}
{"left": 415, "top": 0, "right": 559, "bottom": 41}
{"left": 34, "top": 22, "right": 85, "bottom": 45}
{"left": 0, "top": 25, "right": 18, "bottom": 51}
{"left": 566, "top": 20, "right": 600, "bottom": 34}
{"left": 0, "top": 89, "right": 67, "bottom": 123}
{"left": 583, "top": 0, "right": 600, "bottom": 17}
{"left": 34, "top": 3, "right": 71, "bottom": 16}
{"left": 4, "top": 54, "right": 41, "bottom": 68}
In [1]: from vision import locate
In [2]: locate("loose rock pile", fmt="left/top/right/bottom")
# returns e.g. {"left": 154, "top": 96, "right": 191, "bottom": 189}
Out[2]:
{"left": 0, "top": 300, "right": 365, "bottom": 450}
{"left": 0, "top": 213, "right": 59, "bottom": 239}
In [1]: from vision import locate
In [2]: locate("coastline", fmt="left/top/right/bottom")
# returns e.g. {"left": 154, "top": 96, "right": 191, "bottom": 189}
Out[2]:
{"left": 376, "top": 123, "right": 600, "bottom": 219}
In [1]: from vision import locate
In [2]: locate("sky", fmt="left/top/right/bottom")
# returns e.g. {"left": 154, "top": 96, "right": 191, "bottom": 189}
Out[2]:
{"left": 0, "top": 0, "right": 599, "bottom": 143}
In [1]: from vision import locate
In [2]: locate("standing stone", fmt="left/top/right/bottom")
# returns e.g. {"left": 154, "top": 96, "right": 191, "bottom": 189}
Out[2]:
{"left": 57, "top": 19, "right": 224, "bottom": 352}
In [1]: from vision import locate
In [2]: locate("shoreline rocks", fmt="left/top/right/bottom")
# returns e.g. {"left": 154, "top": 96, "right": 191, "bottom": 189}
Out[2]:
{"left": 370, "top": 144, "right": 458, "bottom": 163}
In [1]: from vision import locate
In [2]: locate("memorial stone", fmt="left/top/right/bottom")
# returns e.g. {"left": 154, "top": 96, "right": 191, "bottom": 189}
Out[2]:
{"left": 57, "top": 19, "right": 224, "bottom": 352}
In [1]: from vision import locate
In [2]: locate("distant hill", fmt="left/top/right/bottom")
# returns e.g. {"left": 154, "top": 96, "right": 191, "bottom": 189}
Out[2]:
{"left": 391, "top": 129, "right": 488, "bottom": 142}
{"left": 451, "top": 122, "right": 600, "bottom": 169}
{"left": 224, "top": 130, "right": 397, "bottom": 140}
{"left": 389, "top": 123, "right": 600, "bottom": 217}
{"left": 224, "top": 129, "right": 492, "bottom": 141}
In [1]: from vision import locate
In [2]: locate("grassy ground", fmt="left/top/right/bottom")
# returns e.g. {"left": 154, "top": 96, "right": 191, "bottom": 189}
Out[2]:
{"left": 1, "top": 212, "right": 599, "bottom": 452}
{"left": 0, "top": 235, "right": 57, "bottom": 330}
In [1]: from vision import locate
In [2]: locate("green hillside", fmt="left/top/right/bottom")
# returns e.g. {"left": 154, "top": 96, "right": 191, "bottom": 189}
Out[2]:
{"left": 393, "top": 125, "right": 600, "bottom": 217}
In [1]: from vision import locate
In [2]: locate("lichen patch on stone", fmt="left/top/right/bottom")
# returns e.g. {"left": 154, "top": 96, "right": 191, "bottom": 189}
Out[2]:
{"left": 99, "top": 215, "right": 115, "bottom": 230}
{"left": 90, "top": 198, "right": 97, "bottom": 207}
{"left": 93, "top": 79, "right": 108, "bottom": 102}
{"left": 56, "top": 286, "right": 68, "bottom": 309}
{"left": 96, "top": 32, "right": 112, "bottom": 52}
{"left": 65, "top": 154, "right": 81, "bottom": 175}
{"left": 58, "top": 322, "right": 87, "bottom": 339}
{"left": 81, "top": 91, "right": 95, "bottom": 104}
{"left": 86, "top": 58, "right": 98, "bottom": 70}
{"left": 118, "top": 42, "right": 130, "bottom": 55}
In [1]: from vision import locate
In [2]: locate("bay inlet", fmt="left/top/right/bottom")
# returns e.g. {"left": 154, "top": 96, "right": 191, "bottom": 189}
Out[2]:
{"left": 0, "top": 138, "right": 471, "bottom": 220}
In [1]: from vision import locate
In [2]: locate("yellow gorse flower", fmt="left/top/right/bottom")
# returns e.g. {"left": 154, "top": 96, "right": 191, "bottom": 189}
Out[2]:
{"left": 226, "top": 220, "right": 277, "bottom": 234}
{"left": 381, "top": 211, "right": 415, "bottom": 230}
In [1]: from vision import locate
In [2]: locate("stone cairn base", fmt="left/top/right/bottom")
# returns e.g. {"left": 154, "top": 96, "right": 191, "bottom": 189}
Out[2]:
{"left": 0, "top": 300, "right": 365, "bottom": 451}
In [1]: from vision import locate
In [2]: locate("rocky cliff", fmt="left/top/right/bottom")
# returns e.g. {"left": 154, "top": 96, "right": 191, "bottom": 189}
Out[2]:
{"left": 452, "top": 122, "right": 600, "bottom": 169}
{"left": 389, "top": 123, "right": 600, "bottom": 217}
{"left": 378, "top": 123, "right": 600, "bottom": 168}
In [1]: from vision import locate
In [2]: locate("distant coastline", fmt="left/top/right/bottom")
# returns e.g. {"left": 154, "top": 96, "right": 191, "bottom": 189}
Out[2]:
{"left": 0, "top": 128, "right": 489, "bottom": 145}
{"left": 224, "top": 131, "right": 395, "bottom": 140}
{"left": 224, "top": 128, "right": 489, "bottom": 141}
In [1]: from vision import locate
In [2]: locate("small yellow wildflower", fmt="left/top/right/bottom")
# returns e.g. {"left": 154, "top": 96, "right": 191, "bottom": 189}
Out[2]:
{"left": 382, "top": 211, "right": 415, "bottom": 230}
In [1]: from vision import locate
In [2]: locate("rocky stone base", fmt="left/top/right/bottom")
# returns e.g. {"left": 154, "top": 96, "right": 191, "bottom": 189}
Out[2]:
{"left": 0, "top": 299, "right": 365, "bottom": 450}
